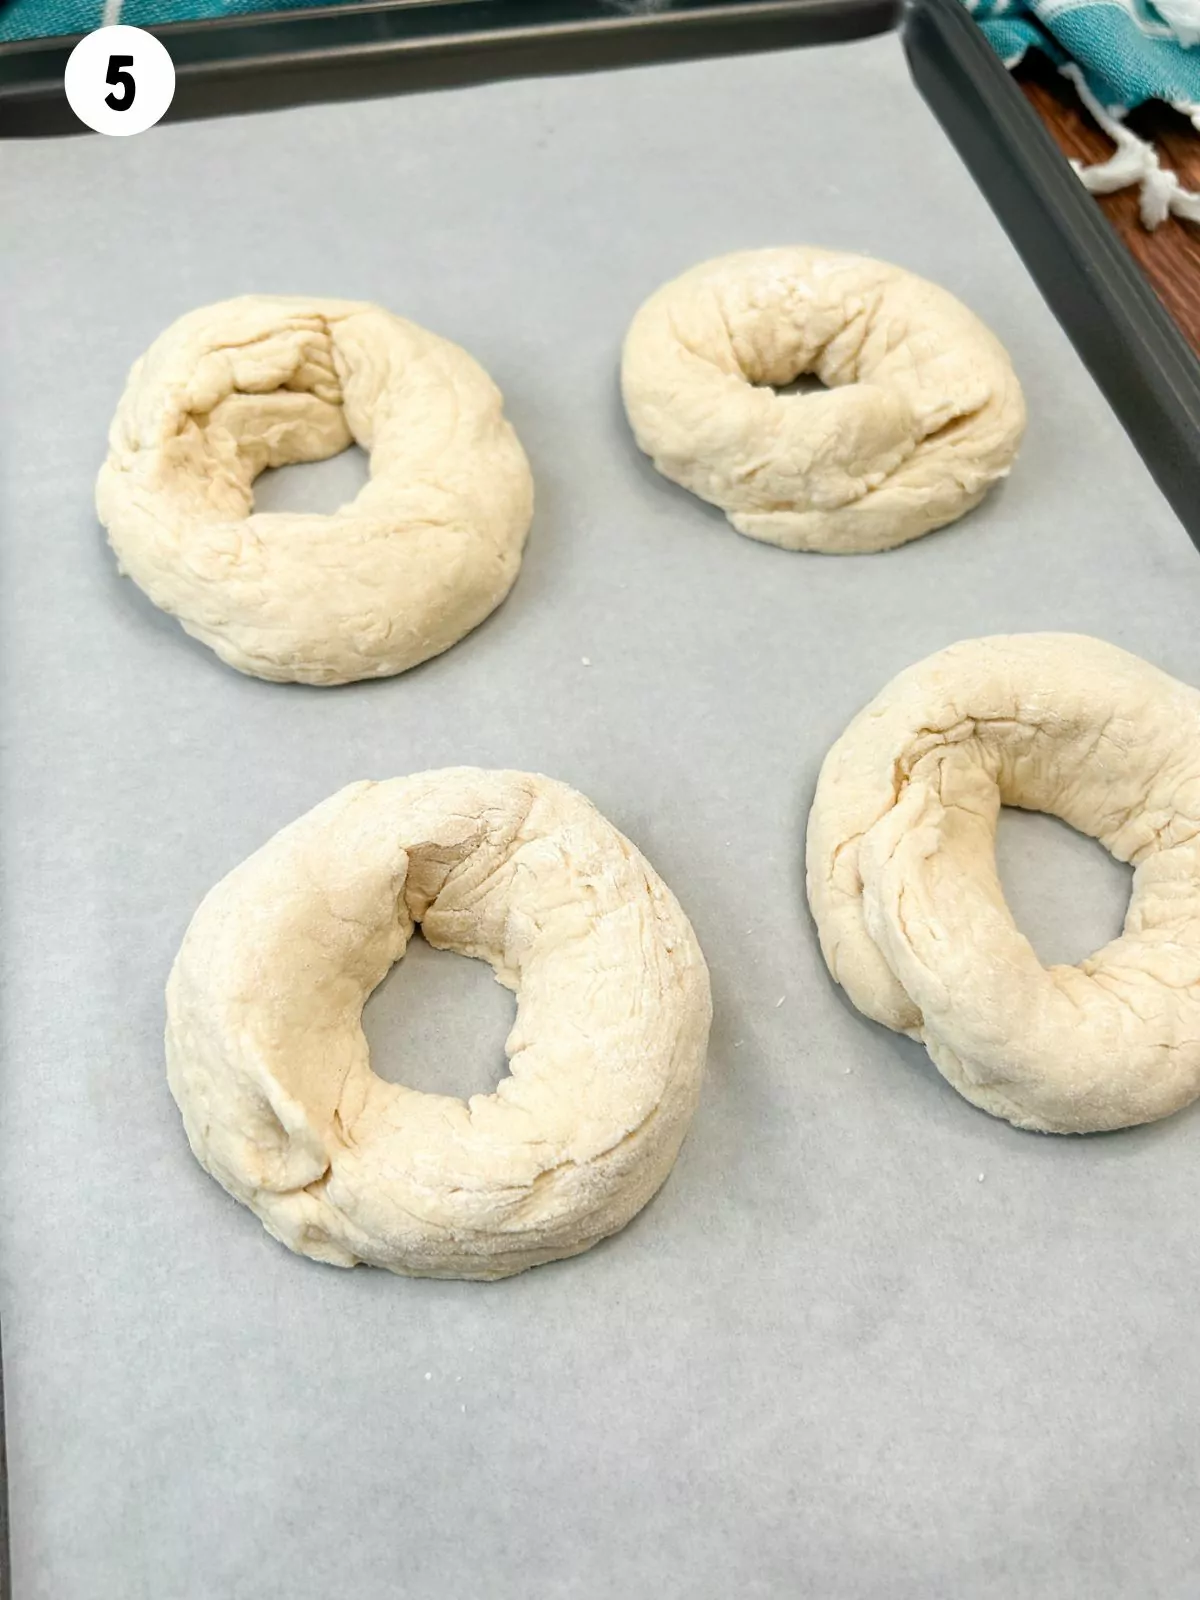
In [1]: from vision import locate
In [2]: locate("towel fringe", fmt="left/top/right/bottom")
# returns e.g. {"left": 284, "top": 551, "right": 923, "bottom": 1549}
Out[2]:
{"left": 1153, "top": 0, "right": 1200, "bottom": 46}
{"left": 1063, "top": 65, "right": 1200, "bottom": 228}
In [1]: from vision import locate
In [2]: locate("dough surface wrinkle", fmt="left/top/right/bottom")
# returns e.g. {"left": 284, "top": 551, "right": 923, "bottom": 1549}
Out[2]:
{"left": 98, "top": 296, "right": 533, "bottom": 684}
{"left": 167, "top": 769, "right": 711, "bottom": 1278}
{"left": 806, "top": 635, "right": 1200, "bottom": 1132}
{"left": 622, "top": 248, "right": 1025, "bottom": 552}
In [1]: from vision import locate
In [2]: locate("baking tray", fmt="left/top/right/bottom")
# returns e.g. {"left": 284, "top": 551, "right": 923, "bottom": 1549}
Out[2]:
{"left": 4, "top": 6, "right": 1200, "bottom": 1597}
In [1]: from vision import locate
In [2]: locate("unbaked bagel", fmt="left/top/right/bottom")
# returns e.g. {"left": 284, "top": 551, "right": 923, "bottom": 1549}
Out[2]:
{"left": 806, "top": 635, "right": 1200, "bottom": 1133}
{"left": 166, "top": 769, "right": 712, "bottom": 1279}
{"left": 97, "top": 296, "right": 533, "bottom": 685}
{"left": 621, "top": 249, "right": 1026, "bottom": 554}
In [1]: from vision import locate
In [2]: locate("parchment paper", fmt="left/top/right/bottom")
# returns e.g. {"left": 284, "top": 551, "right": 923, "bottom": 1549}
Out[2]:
{"left": 3, "top": 31, "right": 1199, "bottom": 1600}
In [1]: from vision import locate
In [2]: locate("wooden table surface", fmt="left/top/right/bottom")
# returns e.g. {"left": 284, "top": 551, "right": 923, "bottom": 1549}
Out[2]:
{"left": 1018, "top": 55, "right": 1200, "bottom": 354}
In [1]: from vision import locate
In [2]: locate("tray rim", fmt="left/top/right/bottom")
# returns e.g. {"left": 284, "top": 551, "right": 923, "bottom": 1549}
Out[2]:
{"left": 901, "top": 0, "right": 1200, "bottom": 557}
{"left": 0, "top": 0, "right": 899, "bottom": 102}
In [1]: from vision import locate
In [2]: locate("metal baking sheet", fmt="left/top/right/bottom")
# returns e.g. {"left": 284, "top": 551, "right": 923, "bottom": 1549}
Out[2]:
{"left": 3, "top": 28, "right": 1200, "bottom": 1600}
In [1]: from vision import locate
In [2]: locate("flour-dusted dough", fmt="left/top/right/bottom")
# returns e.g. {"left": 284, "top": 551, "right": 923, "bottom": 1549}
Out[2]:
{"left": 621, "top": 249, "right": 1026, "bottom": 554}
{"left": 97, "top": 297, "right": 533, "bottom": 685}
{"left": 167, "top": 769, "right": 712, "bottom": 1279}
{"left": 807, "top": 635, "right": 1200, "bottom": 1133}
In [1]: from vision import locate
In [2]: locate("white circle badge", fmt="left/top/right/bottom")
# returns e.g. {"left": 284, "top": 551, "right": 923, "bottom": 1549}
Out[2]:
{"left": 64, "top": 25, "right": 175, "bottom": 137}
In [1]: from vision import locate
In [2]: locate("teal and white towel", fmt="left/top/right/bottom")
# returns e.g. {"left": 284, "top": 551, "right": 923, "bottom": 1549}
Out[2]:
{"left": 968, "top": 0, "right": 1200, "bottom": 224}
{"left": 0, "top": 0, "right": 347, "bottom": 44}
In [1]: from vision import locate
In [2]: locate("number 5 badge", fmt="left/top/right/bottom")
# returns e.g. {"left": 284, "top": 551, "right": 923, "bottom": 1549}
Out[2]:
{"left": 65, "top": 25, "right": 175, "bottom": 136}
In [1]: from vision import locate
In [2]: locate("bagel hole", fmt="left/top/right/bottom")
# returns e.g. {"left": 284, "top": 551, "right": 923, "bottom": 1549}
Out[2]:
{"left": 362, "top": 929, "right": 515, "bottom": 1101}
{"left": 753, "top": 373, "right": 827, "bottom": 397}
{"left": 995, "top": 809, "right": 1132, "bottom": 967}
{"left": 253, "top": 443, "right": 370, "bottom": 516}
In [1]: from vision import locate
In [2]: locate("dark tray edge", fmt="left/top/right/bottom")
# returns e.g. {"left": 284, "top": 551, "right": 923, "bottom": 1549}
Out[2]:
{"left": 0, "top": 0, "right": 898, "bottom": 129}
{"left": 903, "top": 0, "right": 1200, "bottom": 554}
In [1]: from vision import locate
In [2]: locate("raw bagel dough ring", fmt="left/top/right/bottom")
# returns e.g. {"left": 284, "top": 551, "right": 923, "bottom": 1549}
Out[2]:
{"left": 97, "top": 296, "right": 533, "bottom": 685}
{"left": 806, "top": 635, "right": 1200, "bottom": 1133}
{"left": 621, "top": 249, "right": 1026, "bottom": 554}
{"left": 166, "top": 769, "right": 712, "bottom": 1279}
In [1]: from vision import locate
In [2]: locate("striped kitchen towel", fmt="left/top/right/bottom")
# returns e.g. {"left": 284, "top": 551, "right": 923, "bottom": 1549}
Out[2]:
{"left": 968, "top": 0, "right": 1200, "bottom": 225}
{"left": 0, "top": 0, "right": 359, "bottom": 43}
